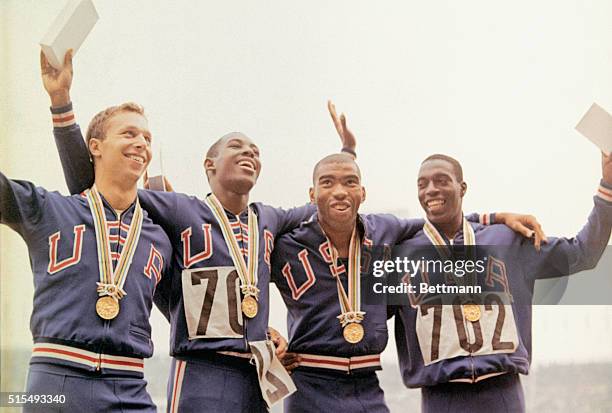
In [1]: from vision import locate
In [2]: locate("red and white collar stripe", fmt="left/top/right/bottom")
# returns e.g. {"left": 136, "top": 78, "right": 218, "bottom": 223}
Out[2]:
{"left": 296, "top": 353, "right": 381, "bottom": 373}
{"left": 32, "top": 343, "right": 144, "bottom": 373}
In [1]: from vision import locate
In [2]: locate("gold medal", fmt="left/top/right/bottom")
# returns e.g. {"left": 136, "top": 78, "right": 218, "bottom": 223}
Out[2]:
{"left": 343, "top": 322, "right": 364, "bottom": 344}
{"left": 241, "top": 295, "right": 258, "bottom": 318}
{"left": 463, "top": 303, "right": 481, "bottom": 322}
{"left": 96, "top": 296, "right": 120, "bottom": 320}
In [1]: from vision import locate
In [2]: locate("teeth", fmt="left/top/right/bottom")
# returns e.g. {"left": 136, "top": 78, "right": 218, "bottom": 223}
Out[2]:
{"left": 239, "top": 161, "right": 254, "bottom": 169}
{"left": 127, "top": 155, "right": 144, "bottom": 164}
{"left": 427, "top": 200, "right": 445, "bottom": 207}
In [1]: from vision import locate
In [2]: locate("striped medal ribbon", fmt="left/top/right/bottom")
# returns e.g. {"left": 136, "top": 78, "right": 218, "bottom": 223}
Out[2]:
{"left": 86, "top": 186, "right": 144, "bottom": 320}
{"left": 205, "top": 194, "right": 260, "bottom": 318}
{"left": 325, "top": 227, "right": 366, "bottom": 344}
{"left": 423, "top": 217, "right": 480, "bottom": 322}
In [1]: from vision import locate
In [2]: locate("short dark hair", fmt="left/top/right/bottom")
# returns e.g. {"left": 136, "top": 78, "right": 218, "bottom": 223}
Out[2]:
{"left": 206, "top": 132, "right": 250, "bottom": 159}
{"left": 312, "top": 153, "right": 361, "bottom": 184}
{"left": 421, "top": 154, "right": 463, "bottom": 181}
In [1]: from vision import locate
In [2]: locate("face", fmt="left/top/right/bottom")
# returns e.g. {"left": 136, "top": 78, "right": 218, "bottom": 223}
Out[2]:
{"left": 417, "top": 159, "right": 466, "bottom": 225}
{"left": 205, "top": 135, "right": 261, "bottom": 194}
{"left": 310, "top": 161, "right": 365, "bottom": 231}
{"left": 89, "top": 111, "right": 152, "bottom": 183}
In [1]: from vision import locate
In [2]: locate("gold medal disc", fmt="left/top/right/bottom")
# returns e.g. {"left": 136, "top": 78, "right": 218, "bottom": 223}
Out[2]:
{"left": 343, "top": 322, "right": 364, "bottom": 344}
{"left": 96, "top": 296, "right": 120, "bottom": 320}
{"left": 241, "top": 295, "right": 258, "bottom": 318}
{"left": 463, "top": 304, "right": 481, "bottom": 322}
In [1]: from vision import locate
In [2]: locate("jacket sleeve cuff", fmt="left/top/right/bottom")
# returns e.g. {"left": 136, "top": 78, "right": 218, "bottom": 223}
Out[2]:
{"left": 596, "top": 180, "right": 612, "bottom": 204}
{"left": 480, "top": 213, "right": 496, "bottom": 225}
{"left": 50, "top": 102, "right": 76, "bottom": 129}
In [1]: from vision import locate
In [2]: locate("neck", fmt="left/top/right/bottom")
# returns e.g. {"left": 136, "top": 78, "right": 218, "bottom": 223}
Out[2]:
{"left": 94, "top": 171, "right": 138, "bottom": 211}
{"left": 319, "top": 216, "right": 354, "bottom": 257}
{"left": 435, "top": 213, "right": 463, "bottom": 240}
{"left": 211, "top": 185, "right": 249, "bottom": 215}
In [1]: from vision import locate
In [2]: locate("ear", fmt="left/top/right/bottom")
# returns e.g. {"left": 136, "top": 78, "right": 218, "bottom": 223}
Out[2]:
{"left": 460, "top": 182, "right": 467, "bottom": 197}
{"left": 309, "top": 187, "right": 315, "bottom": 203}
{"left": 361, "top": 186, "right": 366, "bottom": 203}
{"left": 204, "top": 158, "right": 215, "bottom": 176}
{"left": 89, "top": 138, "right": 102, "bottom": 159}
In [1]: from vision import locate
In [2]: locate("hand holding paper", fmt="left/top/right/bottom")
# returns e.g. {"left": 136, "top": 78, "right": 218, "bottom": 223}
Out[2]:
{"left": 40, "top": 49, "right": 73, "bottom": 107}
{"left": 40, "top": 0, "right": 98, "bottom": 69}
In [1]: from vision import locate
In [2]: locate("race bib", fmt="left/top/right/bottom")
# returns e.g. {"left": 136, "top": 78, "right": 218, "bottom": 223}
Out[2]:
{"left": 250, "top": 340, "right": 297, "bottom": 408}
{"left": 182, "top": 266, "right": 244, "bottom": 339}
{"left": 416, "top": 293, "right": 519, "bottom": 366}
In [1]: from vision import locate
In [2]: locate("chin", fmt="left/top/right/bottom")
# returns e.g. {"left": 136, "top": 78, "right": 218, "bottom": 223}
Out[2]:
{"left": 227, "top": 178, "right": 256, "bottom": 194}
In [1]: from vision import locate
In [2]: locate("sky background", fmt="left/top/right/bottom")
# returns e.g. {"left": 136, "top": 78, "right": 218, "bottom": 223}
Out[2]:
{"left": 1, "top": 0, "right": 612, "bottom": 392}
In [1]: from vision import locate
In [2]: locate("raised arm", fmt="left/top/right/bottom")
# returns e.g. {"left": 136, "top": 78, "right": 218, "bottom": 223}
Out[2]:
{"left": 41, "top": 49, "right": 94, "bottom": 194}
{"left": 528, "top": 153, "right": 612, "bottom": 279}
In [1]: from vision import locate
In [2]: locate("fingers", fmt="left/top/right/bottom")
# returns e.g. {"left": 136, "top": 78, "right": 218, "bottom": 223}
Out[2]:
{"left": 40, "top": 49, "right": 54, "bottom": 75}
{"left": 274, "top": 335, "right": 288, "bottom": 356}
{"left": 64, "top": 49, "right": 74, "bottom": 73}
{"left": 327, "top": 100, "right": 338, "bottom": 121}
{"left": 280, "top": 353, "right": 300, "bottom": 373}
{"left": 328, "top": 99, "right": 343, "bottom": 136}
{"left": 340, "top": 113, "right": 347, "bottom": 130}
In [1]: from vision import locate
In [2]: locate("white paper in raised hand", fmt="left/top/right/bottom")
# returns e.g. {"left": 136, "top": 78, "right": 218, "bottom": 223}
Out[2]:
{"left": 575, "top": 103, "right": 612, "bottom": 155}
{"left": 40, "top": 0, "right": 99, "bottom": 69}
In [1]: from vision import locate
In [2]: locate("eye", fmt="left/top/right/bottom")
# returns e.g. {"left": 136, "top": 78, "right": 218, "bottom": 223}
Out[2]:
{"left": 320, "top": 179, "right": 332, "bottom": 187}
{"left": 346, "top": 178, "right": 359, "bottom": 186}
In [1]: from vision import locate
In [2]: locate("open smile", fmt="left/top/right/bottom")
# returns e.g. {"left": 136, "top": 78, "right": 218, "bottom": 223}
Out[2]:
{"left": 125, "top": 154, "right": 146, "bottom": 165}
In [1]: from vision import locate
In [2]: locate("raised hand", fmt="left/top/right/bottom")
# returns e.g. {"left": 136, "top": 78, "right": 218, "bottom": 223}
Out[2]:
{"left": 328, "top": 100, "right": 357, "bottom": 156}
{"left": 40, "top": 49, "right": 73, "bottom": 107}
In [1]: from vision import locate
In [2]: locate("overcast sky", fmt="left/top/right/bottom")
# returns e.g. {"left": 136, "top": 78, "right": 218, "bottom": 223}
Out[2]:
{"left": 1, "top": 0, "right": 611, "bottom": 375}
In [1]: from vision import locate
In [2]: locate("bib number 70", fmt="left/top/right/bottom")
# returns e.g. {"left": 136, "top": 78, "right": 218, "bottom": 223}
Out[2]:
{"left": 182, "top": 266, "right": 244, "bottom": 339}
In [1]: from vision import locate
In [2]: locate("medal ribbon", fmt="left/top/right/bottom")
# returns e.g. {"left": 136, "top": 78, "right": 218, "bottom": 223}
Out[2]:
{"left": 86, "top": 186, "right": 144, "bottom": 301}
{"left": 324, "top": 227, "right": 365, "bottom": 327}
{"left": 205, "top": 194, "right": 260, "bottom": 298}
{"left": 423, "top": 216, "right": 475, "bottom": 251}
{"left": 423, "top": 216, "right": 476, "bottom": 292}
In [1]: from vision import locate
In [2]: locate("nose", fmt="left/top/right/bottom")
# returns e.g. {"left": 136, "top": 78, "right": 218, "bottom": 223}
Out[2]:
{"left": 331, "top": 183, "right": 348, "bottom": 199}
{"left": 241, "top": 146, "right": 255, "bottom": 157}
{"left": 425, "top": 181, "right": 439, "bottom": 197}
{"left": 133, "top": 133, "right": 147, "bottom": 148}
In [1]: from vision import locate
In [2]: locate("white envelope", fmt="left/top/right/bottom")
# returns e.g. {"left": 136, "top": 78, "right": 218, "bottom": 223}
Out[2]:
{"left": 40, "top": 0, "right": 99, "bottom": 69}
{"left": 575, "top": 103, "right": 612, "bottom": 155}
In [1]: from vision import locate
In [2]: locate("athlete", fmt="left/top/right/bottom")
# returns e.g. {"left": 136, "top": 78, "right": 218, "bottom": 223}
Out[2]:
{"left": 0, "top": 51, "right": 174, "bottom": 412}
{"left": 45, "top": 52, "right": 356, "bottom": 412}
{"left": 271, "top": 105, "right": 544, "bottom": 412}
{"left": 393, "top": 153, "right": 612, "bottom": 412}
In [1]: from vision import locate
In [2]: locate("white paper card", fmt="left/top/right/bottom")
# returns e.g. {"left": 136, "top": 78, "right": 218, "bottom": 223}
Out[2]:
{"left": 575, "top": 103, "right": 612, "bottom": 155}
{"left": 250, "top": 340, "right": 297, "bottom": 408}
{"left": 40, "top": 0, "right": 99, "bottom": 69}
